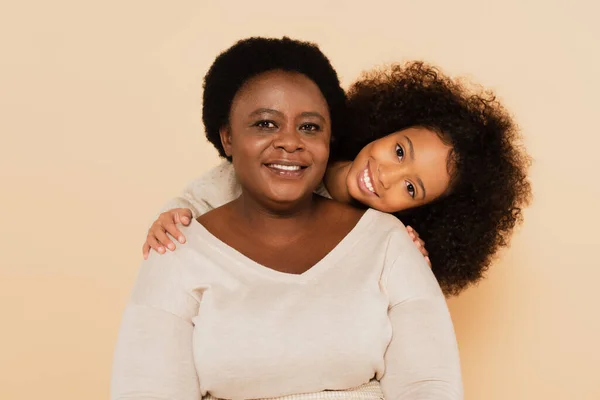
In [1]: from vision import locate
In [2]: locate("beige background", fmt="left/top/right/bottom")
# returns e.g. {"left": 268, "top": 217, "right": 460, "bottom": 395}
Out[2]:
{"left": 1, "top": 1, "right": 599, "bottom": 399}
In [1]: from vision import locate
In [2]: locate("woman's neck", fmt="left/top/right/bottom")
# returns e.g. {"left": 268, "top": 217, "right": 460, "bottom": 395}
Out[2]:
{"left": 323, "top": 161, "right": 353, "bottom": 204}
{"left": 230, "top": 192, "right": 322, "bottom": 238}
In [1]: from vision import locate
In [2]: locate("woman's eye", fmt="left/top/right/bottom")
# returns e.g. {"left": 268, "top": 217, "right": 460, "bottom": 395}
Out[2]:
{"left": 255, "top": 120, "right": 277, "bottom": 129}
{"left": 395, "top": 144, "right": 405, "bottom": 160}
{"left": 405, "top": 181, "right": 415, "bottom": 198}
{"left": 300, "top": 123, "right": 320, "bottom": 132}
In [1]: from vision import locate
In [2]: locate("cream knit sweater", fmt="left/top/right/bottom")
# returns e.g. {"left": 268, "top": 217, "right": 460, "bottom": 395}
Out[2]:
{"left": 111, "top": 163, "right": 463, "bottom": 400}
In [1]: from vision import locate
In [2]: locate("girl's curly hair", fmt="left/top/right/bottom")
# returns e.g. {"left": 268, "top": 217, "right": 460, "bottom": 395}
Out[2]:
{"left": 333, "top": 62, "right": 532, "bottom": 296}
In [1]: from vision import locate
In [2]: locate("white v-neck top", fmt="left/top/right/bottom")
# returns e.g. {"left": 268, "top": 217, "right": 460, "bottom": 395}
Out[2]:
{"left": 111, "top": 209, "right": 463, "bottom": 400}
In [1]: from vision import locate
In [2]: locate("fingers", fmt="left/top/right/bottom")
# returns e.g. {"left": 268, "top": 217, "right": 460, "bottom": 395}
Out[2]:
{"left": 146, "top": 230, "right": 167, "bottom": 255}
{"left": 153, "top": 210, "right": 186, "bottom": 252}
{"left": 407, "top": 226, "right": 420, "bottom": 244}
{"left": 164, "top": 221, "right": 186, "bottom": 245}
{"left": 141, "top": 209, "right": 193, "bottom": 259}
{"left": 416, "top": 239, "right": 428, "bottom": 256}
{"left": 407, "top": 226, "right": 429, "bottom": 262}
{"left": 177, "top": 208, "right": 193, "bottom": 226}
{"left": 407, "top": 225, "right": 417, "bottom": 239}
{"left": 153, "top": 225, "right": 176, "bottom": 252}
{"left": 142, "top": 242, "right": 151, "bottom": 260}
{"left": 413, "top": 237, "right": 426, "bottom": 252}
{"left": 167, "top": 209, "right": 191, "bottom": 244}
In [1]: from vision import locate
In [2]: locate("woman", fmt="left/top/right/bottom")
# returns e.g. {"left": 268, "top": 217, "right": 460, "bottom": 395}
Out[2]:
{"left": 112, "top": 37, "right": 462, "bottom": 399}
{"left": 143, "top": 62, "right": 531, "bottom": 296}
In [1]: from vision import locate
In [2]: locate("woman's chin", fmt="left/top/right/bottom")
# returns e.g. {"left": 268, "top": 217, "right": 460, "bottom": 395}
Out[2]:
{"left": 263, "top": 187, "right": 314, "bottom": 206}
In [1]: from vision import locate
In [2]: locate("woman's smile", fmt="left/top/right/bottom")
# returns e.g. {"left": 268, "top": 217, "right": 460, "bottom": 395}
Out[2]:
{"left": 263, "top": 161, "right": 309, "bottom": 179}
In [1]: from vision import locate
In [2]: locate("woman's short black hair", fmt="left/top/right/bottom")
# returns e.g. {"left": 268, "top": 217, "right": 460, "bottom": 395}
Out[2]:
{"left": 337, "top": 62, "right": 532, "bottom": 296}
{"left": 202, "top": 37, "right": 347, "bottom": 159}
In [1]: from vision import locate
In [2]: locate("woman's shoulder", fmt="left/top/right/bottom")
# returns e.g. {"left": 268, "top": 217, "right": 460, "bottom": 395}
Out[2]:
{"left": 355, "top": 210, "right": 422, "bottom": 263}
{"left": 145, "top": 217, "right": 222, "bottom": 265}
{"left": 360, "top": 208, "right": 409, "bottom": 239}
{"left": 367, "top": 208, "right": 406, "bottom": 228}
{"left": 318, "top": 202, "right": 410, "bottom": 251}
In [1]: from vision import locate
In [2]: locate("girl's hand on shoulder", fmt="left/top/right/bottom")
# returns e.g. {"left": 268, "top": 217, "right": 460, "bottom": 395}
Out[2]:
{"left": 406, "top": 226, "right": 431, "bottom": 267}
{"left": 142, "top": 208, "right": 193, "bottom": 260}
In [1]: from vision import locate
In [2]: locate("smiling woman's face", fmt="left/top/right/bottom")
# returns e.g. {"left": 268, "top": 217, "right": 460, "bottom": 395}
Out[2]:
{"left": 345, "top": 126, "right": 454, "bottom": 213}
{"left": 220, "top": 70, "right": 331, "bottom": 209}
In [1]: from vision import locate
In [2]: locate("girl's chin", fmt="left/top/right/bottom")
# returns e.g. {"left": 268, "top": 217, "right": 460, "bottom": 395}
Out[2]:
{"left": 349, "top": 190, "right": 376, "bottom": 209}
{"left": 360, "top": 198, "right": 377, "bottom": 209}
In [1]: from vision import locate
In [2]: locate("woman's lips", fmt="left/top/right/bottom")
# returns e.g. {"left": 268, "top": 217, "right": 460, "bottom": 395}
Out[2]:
{"left": 264, "top": 163, "right": 307, "bottom": 179}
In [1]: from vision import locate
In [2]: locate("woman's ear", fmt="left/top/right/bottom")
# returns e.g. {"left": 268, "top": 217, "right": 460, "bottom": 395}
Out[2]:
{"left": 219, "top": 126, "right": 233, "bottom": 157}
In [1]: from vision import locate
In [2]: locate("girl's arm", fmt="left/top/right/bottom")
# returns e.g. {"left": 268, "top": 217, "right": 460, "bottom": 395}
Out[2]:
{"left": 160, "top": 160, "right": 240, "bottom": 218}
{"left": 142, "top": 161, "right": 240, "bottom": 259}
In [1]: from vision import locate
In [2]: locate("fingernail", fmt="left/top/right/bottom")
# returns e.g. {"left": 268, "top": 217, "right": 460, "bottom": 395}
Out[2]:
{"left": 182, "top": 217, "right": 190, "bottom": 224}
{"left": 179, "top": 236, "right": 186, "bottom": 244}
{"left": 158, "top": 247, "right": 165, "bottom": 254}
{"left": 168, "top": 243, "right": 175, "bottom": 250}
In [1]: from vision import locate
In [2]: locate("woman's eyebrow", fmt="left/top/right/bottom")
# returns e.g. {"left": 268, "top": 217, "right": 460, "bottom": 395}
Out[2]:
{"left": 249, "top": 108, "right": 283, "bottom": 117}
{"left": 299, "top": 111, "right": 326, "bottom": 122}
{"left": 248, "top": 109, "right": 325, "bottom": 122}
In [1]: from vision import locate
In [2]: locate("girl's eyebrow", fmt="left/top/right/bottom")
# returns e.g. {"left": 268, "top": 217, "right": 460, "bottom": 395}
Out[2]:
{"left": 404, "top": 135, "right": 415, "bottom": 160}
{"left": 416, "top": 176, "right": 426, "bottom": 199}
{"left": 404, "top": 135, "right": 426, "bottom": 198}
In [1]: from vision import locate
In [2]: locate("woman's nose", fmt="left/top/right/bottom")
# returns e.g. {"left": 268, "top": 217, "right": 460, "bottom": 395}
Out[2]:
{"left": 273, "top": 127, "right": 304, "bottom": 152}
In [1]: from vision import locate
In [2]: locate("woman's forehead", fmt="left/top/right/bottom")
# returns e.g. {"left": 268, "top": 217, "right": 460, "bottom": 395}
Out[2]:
{"left": 231, "top": 71, "right": 330, "bottom": 115}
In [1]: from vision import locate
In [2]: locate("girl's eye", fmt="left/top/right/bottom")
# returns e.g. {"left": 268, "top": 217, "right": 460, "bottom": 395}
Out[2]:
{"left": 255, "top": 120, "right": 277, "bottom": 129}
{"left": 300, "top": 123, "right": 320, "bottom": 132}
{"left": 395, "top": 144, "right": 405, "bottom": 160}
{"left": 405, "top": 181, "right": 415, "bottom": 198}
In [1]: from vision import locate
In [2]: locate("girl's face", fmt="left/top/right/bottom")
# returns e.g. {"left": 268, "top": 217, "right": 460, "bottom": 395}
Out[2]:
{"left": 220, "top": 70, "right": 331, "bottom": 209}
{"left": 346, "top": 127, "right": 453, "bottom": 213}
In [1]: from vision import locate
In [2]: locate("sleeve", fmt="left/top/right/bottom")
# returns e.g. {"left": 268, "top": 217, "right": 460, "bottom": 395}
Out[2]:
{"left": 110, "top": 253, "right": 201, "bottom": 400}
{"left": 158, "top": 161, "right": 241, "bottom": 218}
{"left": 380, "top": 231, "right": 464, "bottom": 400}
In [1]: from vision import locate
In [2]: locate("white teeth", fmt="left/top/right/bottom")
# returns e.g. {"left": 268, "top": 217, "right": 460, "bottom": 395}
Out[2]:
{"left": 363, "top": 168, "right": 375, "bottom": 193}
{"left": 269, "top": 164, "right": 301, "bottom": 171}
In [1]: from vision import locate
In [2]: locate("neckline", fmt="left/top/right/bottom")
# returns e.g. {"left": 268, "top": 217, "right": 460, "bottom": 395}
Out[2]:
{"left": 186, "top": 208, "right": 377, "bottom": 283}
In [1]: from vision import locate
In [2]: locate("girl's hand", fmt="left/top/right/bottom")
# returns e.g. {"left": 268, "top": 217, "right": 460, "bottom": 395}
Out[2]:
{"left": 407, "top": 226, "right": 431, "bottom": 267}
{"left": 142, "top": 208, "right": 193, "bottom": 260}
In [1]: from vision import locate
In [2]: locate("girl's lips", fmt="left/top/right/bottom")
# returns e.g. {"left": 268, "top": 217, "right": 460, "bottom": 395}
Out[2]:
{"left": 357, "top": 162, "right": 377, "bottom": 196}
